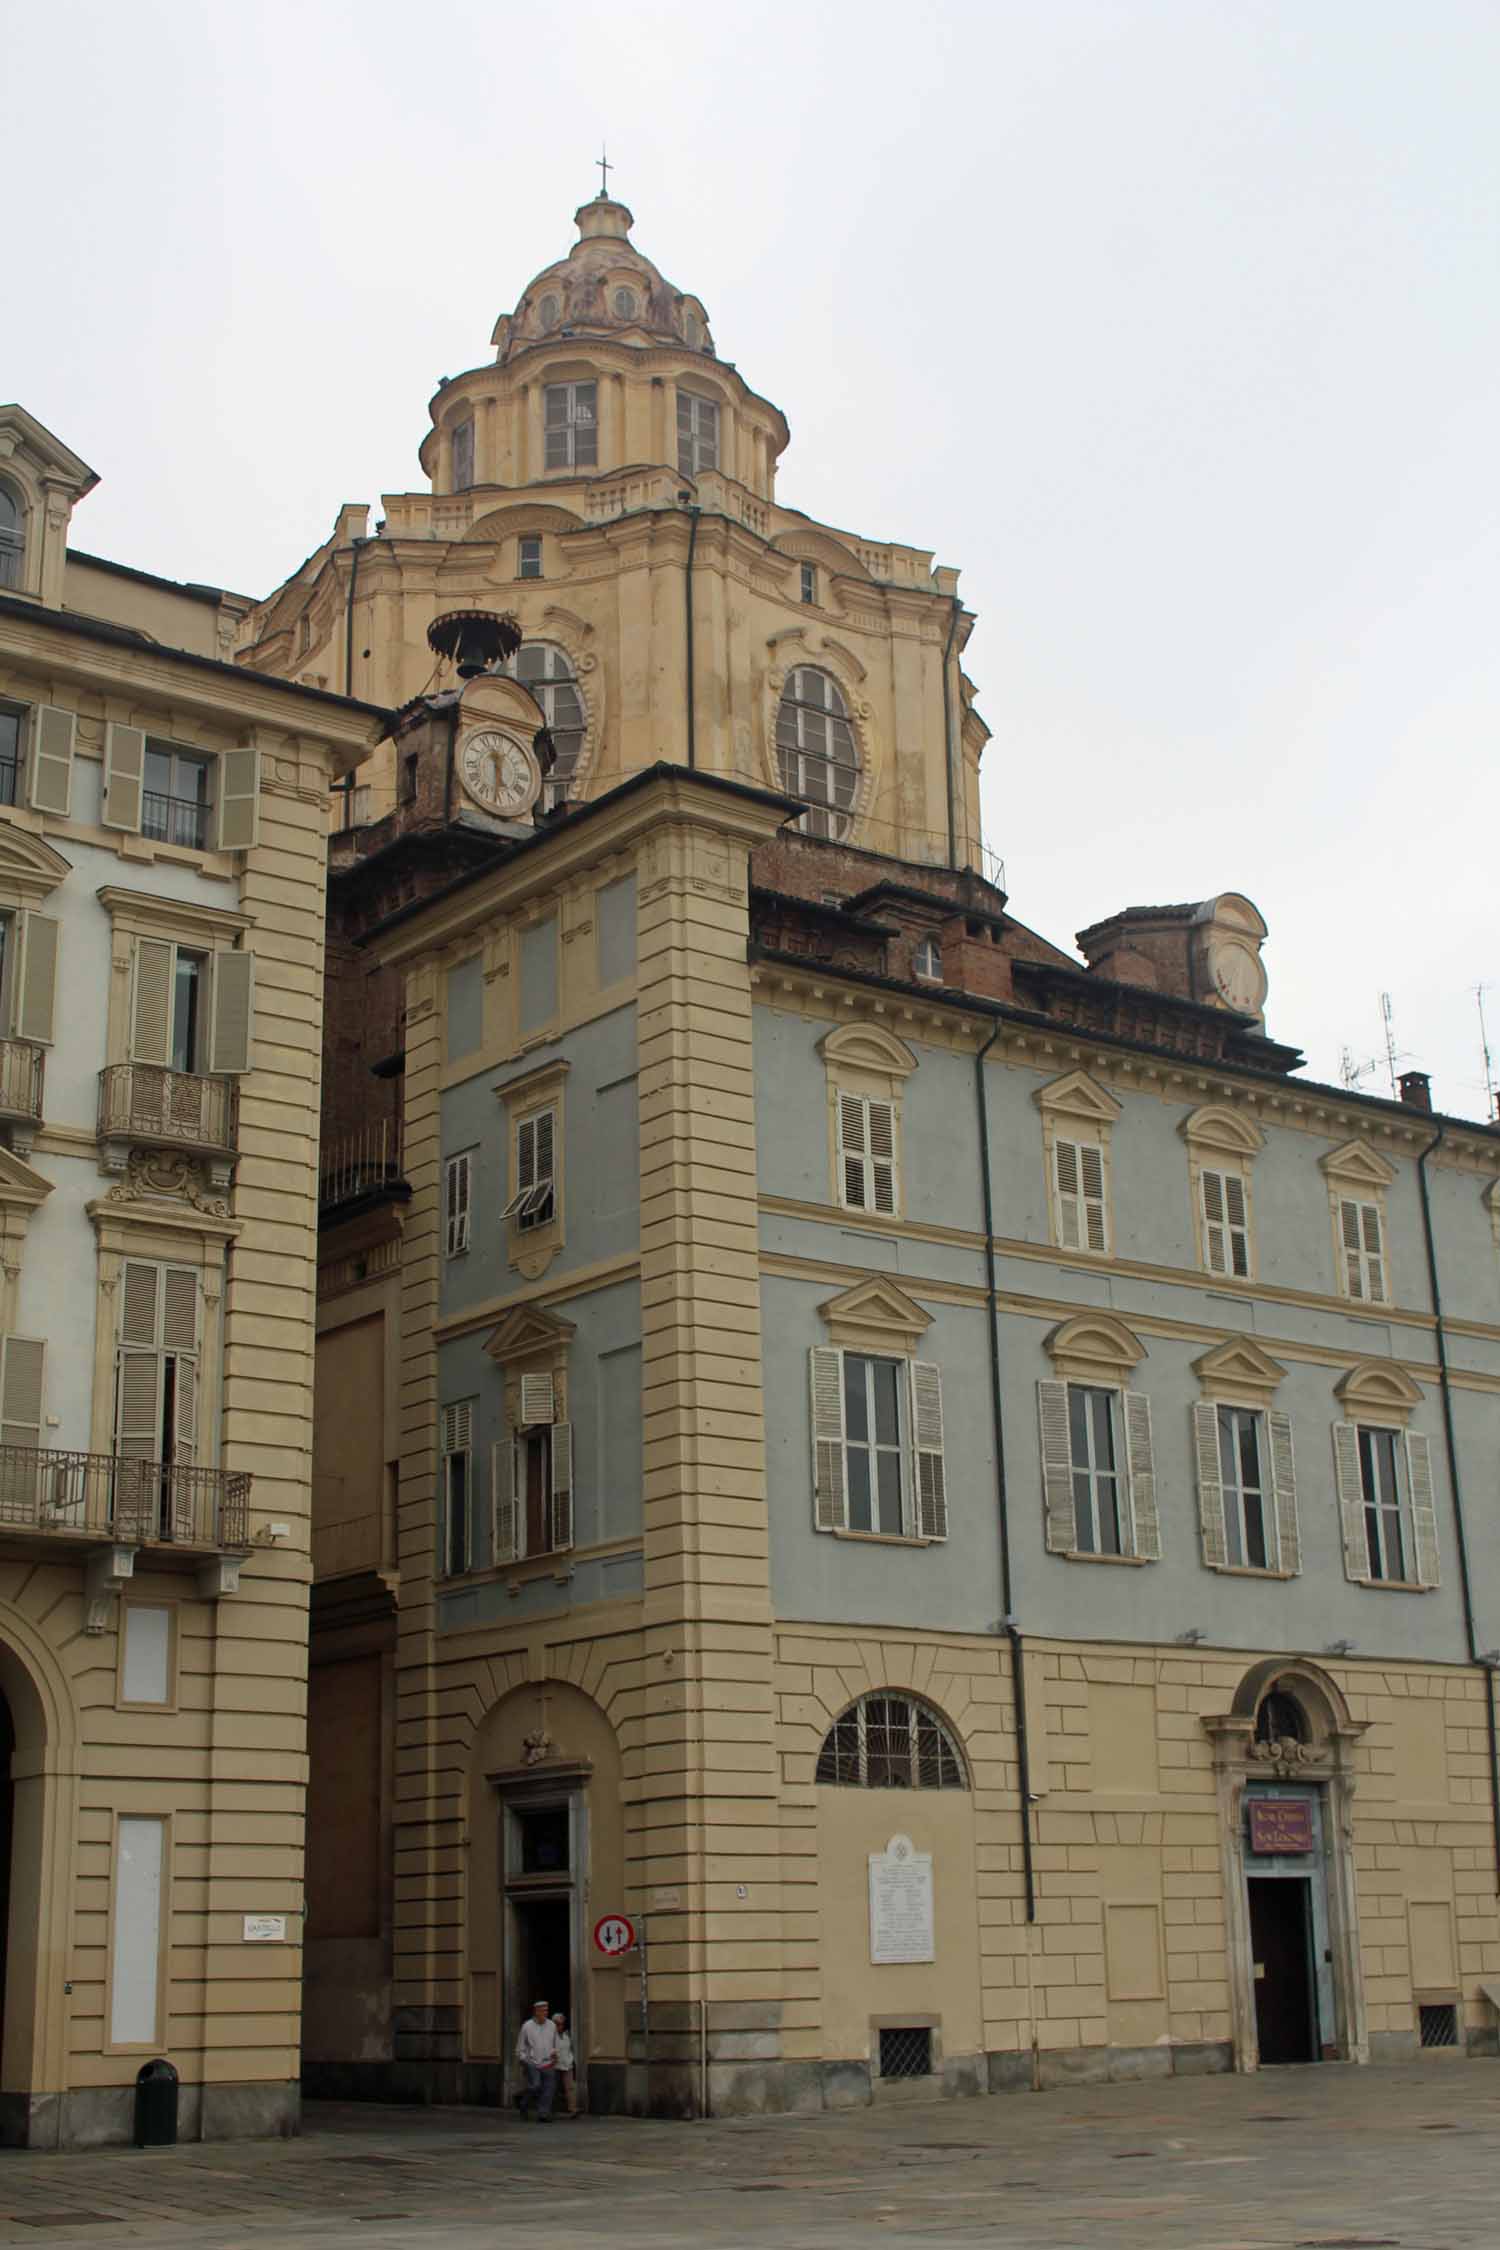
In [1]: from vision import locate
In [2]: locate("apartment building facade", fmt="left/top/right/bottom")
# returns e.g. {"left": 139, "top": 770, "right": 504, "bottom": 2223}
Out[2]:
{"left": 0, "top": 404, "right": 383, "bottom": 2143}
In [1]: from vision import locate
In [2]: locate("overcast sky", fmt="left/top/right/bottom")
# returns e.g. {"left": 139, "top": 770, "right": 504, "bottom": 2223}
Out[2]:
{"left": 8, "top": 0, "right": 1497, "bottom": 1117}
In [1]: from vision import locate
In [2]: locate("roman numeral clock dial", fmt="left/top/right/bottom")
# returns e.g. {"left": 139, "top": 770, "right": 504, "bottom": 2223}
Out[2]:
{"left": 458, "top": 728, "right": 540, "bottom": 819}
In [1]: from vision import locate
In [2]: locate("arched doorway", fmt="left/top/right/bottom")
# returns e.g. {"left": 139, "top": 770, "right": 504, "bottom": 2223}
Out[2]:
{"left": 0, "top": 1615, "right": 75, "bottom": 2146}
{"left": 0, "top": 1685, "right": 13, "bottom": 2071}
{"left": 1203, "top": 1659, "right": 1369, "bottom": 2072}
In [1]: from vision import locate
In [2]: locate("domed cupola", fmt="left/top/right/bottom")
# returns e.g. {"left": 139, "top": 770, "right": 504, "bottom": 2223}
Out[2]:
{"left": 491, "top": 196, "right": 715, "bottom": 364}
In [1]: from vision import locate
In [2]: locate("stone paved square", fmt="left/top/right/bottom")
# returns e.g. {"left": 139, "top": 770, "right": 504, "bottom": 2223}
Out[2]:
{"left": 0, "top": 2067, "right": 1494, "bottom": 2248}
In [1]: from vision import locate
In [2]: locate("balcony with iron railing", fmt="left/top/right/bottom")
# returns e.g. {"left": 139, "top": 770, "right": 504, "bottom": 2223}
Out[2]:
{"left": 319, "top": 1118, "right": 405, "bottom": 1216}
{"left": 0, "top": 1038, "right": 44, "bottom": 1151}
{"left": 0, "top": 1448, "right": 251, "bottom": 1553}
{"left": 99, "top": 1063, "right": 238, "bottom": 1170}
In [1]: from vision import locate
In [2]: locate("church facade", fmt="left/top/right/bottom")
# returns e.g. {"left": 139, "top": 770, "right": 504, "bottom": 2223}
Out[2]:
{"left": 271, "top": 196, "right": 1500, "bottom": 2114}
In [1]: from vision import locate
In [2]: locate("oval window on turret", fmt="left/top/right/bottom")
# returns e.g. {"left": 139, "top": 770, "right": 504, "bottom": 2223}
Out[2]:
{"left": 538, "top": 294, "right": 560, "bottom": 332}
{"left": 775, "top": 667, "right": 859, "bottom": 841}
{"left": 613, "top": 287, "right": 638, "bottom": 320}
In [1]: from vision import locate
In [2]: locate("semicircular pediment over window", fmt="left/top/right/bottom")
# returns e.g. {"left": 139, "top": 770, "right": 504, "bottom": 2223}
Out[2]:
{"left": 815, "top": 1692, "right": 967, "bottom": 1789}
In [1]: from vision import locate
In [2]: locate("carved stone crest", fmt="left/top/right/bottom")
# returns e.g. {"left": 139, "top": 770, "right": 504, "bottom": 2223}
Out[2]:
{"left": 103, "top": 1148, "right": 231, "bottom": 1217}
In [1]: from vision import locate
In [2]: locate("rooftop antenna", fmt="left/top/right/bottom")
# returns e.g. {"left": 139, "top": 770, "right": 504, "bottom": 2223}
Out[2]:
{"left": 1478, "top": 985, "right": 1496, "bottom": 1119}
{"left": 1380, "top": 992, "right": 1400, "bottom": 1098}
{"left": 596, "top": 144, "right": 613, "bottom": 198}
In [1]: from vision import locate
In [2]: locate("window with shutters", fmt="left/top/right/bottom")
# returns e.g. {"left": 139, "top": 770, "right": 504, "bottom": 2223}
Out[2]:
{"left": 444, "top": 1150, "right": 473, "bottom": 1258}
{"left": 837, "top": 1092, "right": 897, "bottom": 1216}
{"left": 1189, "top": 1340, "right": 1298, "bottom": 1575}
{"left": 0, "top": 906, "right": 59, "bottom": 1049}
{"left": 1200, "top": 1168, "right": 1251, "bottom": 1277}
{"left": 1338, "top": 1197, "right": 1386, "bottom": 1302}
{"left": 504, "top": 1106, "right": 556, "bottom": 1232}
{"left": 103, "top": 729, "right": 260, "bottom": 853}
{"left": 1319, "top": 1140, "right": 1396, "bottom": 1306}
{"left": 1358, "top": 1426, "right": 1408, "bottom": 1581}
{"left": 0, "top": 1334, "right": 46, "bottom": 1520}
{"left": 114, "top": 1263, "right": 202, "bottom": 1538}
{"left": 491, "top": 1365, "right": 574, "bottom": 1564}
{"left": 543, "top": 382, "right": 598, "bottom": 471}
{"left": 774, "top": 666, "right": 860, "bottom": 840}
{"left": 1179, "top": 1105, "right": 1264, "bottom": 1281}
{"left": 440, "top": 1400, "right": 474, "bottom": 1576}
{"left": 676, "top": 388, "right": 719, "bottom": 476}
{"left": 815, "top": 1693, "right": 967, "bottom": 1787}
{"left": 1037, "top": 1316, "right": 1157, "bottom": 1562}
{"left": 0, "top": 704, "right": 22, "bottom": 806}
{"left": 143, "top": 742, "right": 212, "bottom": 851}
{"left": 1330, "top": 1359, "right": 1437, "bottom": 1588}
{"left": 1035, "top": 1071, "right": 1121, "bottom": 1260}
{"left": 807, "top": 1345, "right": 947, "bottom": 1542}
{"left": 1052, "top": 1137, "right": 1108, "bottom": 1253}
{"left": 0, "top": 484, "right": 23, "bottom": 591}
{"left": 127, "top": 937, "right": 254, "bottom": 1078}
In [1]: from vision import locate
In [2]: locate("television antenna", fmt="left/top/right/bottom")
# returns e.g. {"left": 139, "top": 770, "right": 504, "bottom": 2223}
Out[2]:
{"left": 1478, "top": 985, "right": 1496, "bottom": 1120}
{"left": 1340, "top": 993, "right": 1409, "bottom": 1098}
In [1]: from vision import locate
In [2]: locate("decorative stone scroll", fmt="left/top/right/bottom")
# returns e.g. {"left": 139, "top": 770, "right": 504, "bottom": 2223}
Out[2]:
{"left": 868, "top": 1833, "right": 934, "bottom": 1965}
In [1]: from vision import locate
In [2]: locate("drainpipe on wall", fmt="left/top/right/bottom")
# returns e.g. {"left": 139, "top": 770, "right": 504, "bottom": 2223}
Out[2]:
{"left": 974, "top": 1023, "right": 1037, "bottom": 1929}
{"left": 941, "top": 596, "right": 961, "bottom": 870}
{"left": 1415, "top": 1118, "right": 1500, "bottom": 1894}
{"left": 681, "top": 500, "right": 701, "bottom": 770}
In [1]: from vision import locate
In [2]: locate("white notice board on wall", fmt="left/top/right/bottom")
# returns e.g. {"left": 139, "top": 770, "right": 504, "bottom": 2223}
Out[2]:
{"left": 868, "top": 1834, "right": 934, "bottom": 1964}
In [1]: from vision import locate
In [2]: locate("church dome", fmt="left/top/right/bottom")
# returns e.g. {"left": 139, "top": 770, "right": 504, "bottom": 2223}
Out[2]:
{"left": 491, "top": 197, "right": 715, "bottom": 365}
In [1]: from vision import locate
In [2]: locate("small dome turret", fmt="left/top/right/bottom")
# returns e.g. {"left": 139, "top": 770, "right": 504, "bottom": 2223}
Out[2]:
{"left": 491, "top": 197, "right": 714, "bottom": 364}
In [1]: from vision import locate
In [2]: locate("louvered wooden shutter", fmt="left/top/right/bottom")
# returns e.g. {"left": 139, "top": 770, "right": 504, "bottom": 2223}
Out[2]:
{"left": 1332, "top": 1421, "right": 1370, "bottom": 1582}
{"left": 910, "top": 1360, "right": 947, "bottom": 1540}
{"left": 1340, "top": 1198, "right": 1385, "bottom": 1301}
{"left": 117, "top": 1262, "right": 163, "bottom": 1460}
{"left": 162, "top": 1267, "right": 199, "bottom": 1495}
{"left": 102, "top": 723, "right": 146, "bottom": 832}
{"left": 520, "top": 1372, "right": 555, "bottom": 1426}
{"left": 27, "top": 706, "right": 75, "bottom": 817}
{"left": 1224, "top": 1174, "right": 1250, "bottom": 1276}
{"left": 1406, "top": 1431, "right": 1440, "bottom": 1587}
{"left": 1080, "top": 1144, "right": 1107, "bottom": 1250}
{"left": 1123, "top": 1390, "right": 1158, "bottom": 1558}
{"left": 215, "top": 747, "right": 261, "bottom": 852}
{"left": 551, "top": 1422, "right": 574, "bottom": 1552}
{"left": 1192, "top": 1400, "right": 1228, "bottom": 1567}
{"left": 1037, "top": 1379, "right": 1075, "bottom": 1553}
{"left": 1202, "top": 1169, "right": 1249, "bottom": 1277}
{"left": 0, "top": 1336, "right": 45, "bottom": 1448}
{"left": 131, "top": 939, "right": 175, "bottom": 1066}
{"left": 839, "top": 1093, "right": 868, "bottom": 1208}
{"left": 208, "top": 950, "right": 254, "bottom": 1074}
{"left": 1360, "top": 1203, "right": 1385, "bottom": 1301}
{"left": 1202, "top": 1170, "right": 1228, "bottom": 1273}
{"left": 838, "top": 1095, "right": 896, "bottom": 1215}
{"left": 492, "top": 1437, "right": 518, "bottom": 1563}
{"left": 13, "top": 914, "right": 58, "bottom": 1044}
{"left": 809, "top": 1346, "right": 847, "bottom": 1530}
{"left": 445, "top": 1154, "right": 471, "bottom": 1256}
{"left": 867, "top": 1101, "right": 896, "bottom": 1214}
{"left": 441, "top": 1401, "right": 472, "bottom": 1572}
{"left": 1056, "top": 1139, "right": 1106, "bottom": 1250}
{"left": 533, "top": 1108, "right": 555, "bottom": 1186}
{"left": 1267, "top": 1408, "right": 1299, "bottom": 1573}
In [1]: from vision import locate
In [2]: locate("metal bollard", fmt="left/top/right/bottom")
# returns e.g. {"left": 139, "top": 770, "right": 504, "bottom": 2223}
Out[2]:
{"left": 134, "top": 2057, "right": 179, "bottom": 2147}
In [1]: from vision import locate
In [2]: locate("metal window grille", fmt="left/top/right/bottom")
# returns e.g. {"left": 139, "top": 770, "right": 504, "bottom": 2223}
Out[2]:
{"left": 1419, "top": 2002, "right": 1458, "bottom": 2049}
{"left": 879, "top": 2027, "right": 932, "bottom": 2080}
{"left": 815, "top": 1693, "right": 966, "bottom": 1790}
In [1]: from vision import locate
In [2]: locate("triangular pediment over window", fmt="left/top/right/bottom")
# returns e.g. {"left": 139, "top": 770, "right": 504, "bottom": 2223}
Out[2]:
{"left": 1192, "top": 1336, "right": 1287, "bottom": 1397}
{"left": 483, "top": 1303, "right": 577, "bottom": 1365}
{"left": 1033, "top": 1068, "right": 1121, "bottom": 1125}
{"left": 0, "top": 1144, "right": 53, "bottom": 1208}
{"left": 1319, "top": 1138, "right": 1398, "bottom": 1190}
{"left": 817, "top": 1274, "right": 931, "bottom": 1352}
{"left": 0, "top": 825, "right": 71, "bottom": 905}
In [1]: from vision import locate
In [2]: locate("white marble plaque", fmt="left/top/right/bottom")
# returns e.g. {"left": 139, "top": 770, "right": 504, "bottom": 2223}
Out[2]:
{"left": 868, "top": 1833, "right": 934, "bottom": 1964}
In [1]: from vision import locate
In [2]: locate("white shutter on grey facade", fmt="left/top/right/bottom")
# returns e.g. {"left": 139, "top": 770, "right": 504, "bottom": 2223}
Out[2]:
{"left": 1037, "top": 1378, "right": 1075, "bottom": 1554}
{"left": 13, "top": 913, "right": 58, "bottom": 1044}
{"left": 809, "top": 1346, "right": 847, "bottom": 1531}
{"left": 492, "top": 1438, "right": 519, "bottom": 1564}
{"left": 1123, "top": 1390, "right": 1158, "bottom": 1559}
{"left": 520, "top": 1372, "right": 556, "bottom": 1426}
{"left": 1192, "top": 1400, "right": 1228, "bottom": 1567}
{"left": 102, "top": 723, "right": 146, "bottom": 832}
{"left": 550, "top": 1422, "right": 574, "bottom": 1552}
{"left": 910, "top": 1360, "right": 947, "bottom": 1540}
{"left": 1332, "top": 1420, "right": 1370, "bottom": 1582}
{"left": 215, "top": 747, "right": 261, "bottom": 852}
{"left": 130, "top": 939, "right": 175, "bottom": 1066}
{"left": 27, "top": 706, "right": 75, "bottom": 817}
{"left": 1268, "top": 1408, "right": 1299, "bottom": 1574}
{"left": 1405, "top": 1431, "right": 1440, "bottom": 1588}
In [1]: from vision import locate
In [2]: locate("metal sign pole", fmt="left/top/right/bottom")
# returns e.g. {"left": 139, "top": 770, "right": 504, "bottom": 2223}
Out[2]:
{"left": 638, "top": 1912, "right": 649, "bottom": 2097}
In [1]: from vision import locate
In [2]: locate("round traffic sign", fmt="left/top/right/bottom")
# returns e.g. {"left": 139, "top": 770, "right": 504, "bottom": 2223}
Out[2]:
{"left": 593, "top": 1913, "right": 636, "bottom": 1956}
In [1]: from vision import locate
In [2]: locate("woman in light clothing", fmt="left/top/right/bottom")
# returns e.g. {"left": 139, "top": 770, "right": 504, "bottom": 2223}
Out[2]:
{"left": 552, "top": 2013, "right": 576, "bottom": 2114}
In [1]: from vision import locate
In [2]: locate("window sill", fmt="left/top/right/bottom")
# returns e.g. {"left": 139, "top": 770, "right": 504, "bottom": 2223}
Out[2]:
{"left": 828, "top": 1528, "right": 935, "bottom": 1549}
{"left": 1207, "top": 1563, "right": 1296, "bottom": 1580}
{"left": 1060, "top": 1548, "right": 1152, "bottom": 1567}
{"left": 1357, "top": 1577, "right": 1432, "bottom": 1593}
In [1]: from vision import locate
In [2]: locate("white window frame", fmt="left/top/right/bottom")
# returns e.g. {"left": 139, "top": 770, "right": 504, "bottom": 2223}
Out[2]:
{"left": 1358, "top": 1422, "right": 1409, "bottom": 1582}
{"left": 1053, "top": 1136, "right": 1108, "bottom": 1254}
{"left": 1200, "top": 1166, "right": 1251, "bottom": 1278}
{"left": 1338, "top": 1196, "right": 1387, "bottom": 1304}
{"left": 1216, "top": 1404, "right": 1271, "bottom": 1569}
{"left": 444, "top": 1150, "right": 473, "bottom": 1258}
{"left": 517, "top": 535, "right": 543, "bottom": 580}
{"left": 440, "top": 1400, "right": 474, "bottom": 1577}
{"left": 837, "top": 1091, "right": 897, "bottom": 1216}
{"left": 1037, "top": 1338, "right": 1158, "bottom": 1562}
{"left": 799, "top": 562, "right": 816, "bottom": 606}
{"left": 1066, "top": 1382, "right": 1127, "bottom": 1555}
{"left": 809, "top": 1345, "right": 947, "bottom": 1542}
{"left": 543, "top": 382, "right": 598, "bottom": 471}
{"left": 913, "top": 935, "right": 942, "bottom": 983}
{"left": 775, "top": 666, "right": 859, "bottom": 841}
{"left": 676, "top": 388, "right": 719, "bottom": 476}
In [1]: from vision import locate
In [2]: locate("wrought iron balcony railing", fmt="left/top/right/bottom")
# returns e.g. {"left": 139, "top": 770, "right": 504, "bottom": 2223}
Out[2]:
{"left": 0, "top": 1038, "right": 44, "bottom": 1126}
{"left": 0, "top": 1448, "right": 251, "bottom": 1551}
{"left": 319, "top": 1118, "right": 404, "bottom": 1212}
{"left": 98, "top": 1064, "right": 238, "bottom": 1159}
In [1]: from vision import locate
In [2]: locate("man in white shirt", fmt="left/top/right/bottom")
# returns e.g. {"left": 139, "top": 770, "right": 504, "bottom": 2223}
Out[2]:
{"left": 516, "top": 1999, "right": 559, "bottom": 2121}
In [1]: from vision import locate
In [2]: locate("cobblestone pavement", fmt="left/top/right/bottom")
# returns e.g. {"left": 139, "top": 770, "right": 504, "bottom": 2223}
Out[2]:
{"left": 0, "top": 2063, "right": 1495, "bottom": 2248}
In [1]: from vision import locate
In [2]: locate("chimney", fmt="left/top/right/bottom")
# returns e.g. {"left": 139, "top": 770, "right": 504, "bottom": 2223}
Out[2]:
{"left": 1398, "top": 1070, "right": 1432, "bottom": 1113}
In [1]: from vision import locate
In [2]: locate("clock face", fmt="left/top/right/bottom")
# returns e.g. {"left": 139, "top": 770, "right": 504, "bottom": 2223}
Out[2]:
{"left": 458, "top": 729, "right": 537, "bottom": 818}
{"left": 1211, "top": 940, "right": 1265, "bottom": 1016}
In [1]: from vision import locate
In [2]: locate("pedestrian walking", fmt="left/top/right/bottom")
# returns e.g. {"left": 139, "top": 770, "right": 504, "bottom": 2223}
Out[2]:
{"left": 552, "top": 2012, "right": 576, "bottom": 2115}
{"left": 516, "top": 1999, "right": 559, "bottom": 2121}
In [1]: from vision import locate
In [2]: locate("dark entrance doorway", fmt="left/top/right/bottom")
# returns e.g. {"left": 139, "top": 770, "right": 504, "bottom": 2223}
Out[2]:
{"left": 512, "top": 1897, "right": 571, "bottom": 2030}
{"left": 1249, "top": 1877, "right": 1317, "bottom": 2064}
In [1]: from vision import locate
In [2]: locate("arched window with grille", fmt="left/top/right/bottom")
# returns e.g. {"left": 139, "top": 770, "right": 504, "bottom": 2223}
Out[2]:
{"left": 0, "top": 484, "right": 23, "bottom": 590}
{"left": 815, "top": 1692, "right": 966, "bottom": 1789}
{"left": 775, "top": 667, "right": 859, "bottom": 839}
{"left": 509, "top": 642, "right": 586, "bottom": 807}
{"left": 1255, "top": 1686, "right": 1308, "bottom": 1747}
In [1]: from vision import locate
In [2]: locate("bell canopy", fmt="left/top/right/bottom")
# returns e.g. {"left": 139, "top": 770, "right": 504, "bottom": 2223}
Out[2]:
{"left": 492, "top": 196, "right": 715, "bottom": 364}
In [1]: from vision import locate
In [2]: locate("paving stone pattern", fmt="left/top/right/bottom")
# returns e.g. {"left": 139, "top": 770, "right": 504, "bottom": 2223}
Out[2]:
{"left": 0, "top": 2066, "right": 1494, "bottom": 2248}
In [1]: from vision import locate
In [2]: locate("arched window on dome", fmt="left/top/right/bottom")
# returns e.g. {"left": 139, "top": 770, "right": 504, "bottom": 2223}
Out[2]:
{"left": 816, "top": 1693, "right": 966, "bottom": 1789}
{"left": 613, "top": 287, "right": 638, "bottom": 320}
{"left": 775, "top": 667, "right": 859, "bottom": 840}
{"left": 509, "top": 642, "right": 586, "bottom": 809}
{"left": 0, "top": 483, "right": 23, "bottom": 591}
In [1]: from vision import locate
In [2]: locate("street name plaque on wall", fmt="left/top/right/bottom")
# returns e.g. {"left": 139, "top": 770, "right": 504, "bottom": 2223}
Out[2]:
{"left": 869, "top": 1833, "right": 934, "bottom": 1964}
{"left": 1247, "top": 1799, "right": 1315, "bottom": 1855}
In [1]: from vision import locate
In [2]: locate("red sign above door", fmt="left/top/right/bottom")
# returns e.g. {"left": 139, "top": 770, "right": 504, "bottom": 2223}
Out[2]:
{"left": 1248, "top": 1799, "right": 1315, "bottom": 1855}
